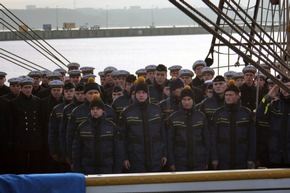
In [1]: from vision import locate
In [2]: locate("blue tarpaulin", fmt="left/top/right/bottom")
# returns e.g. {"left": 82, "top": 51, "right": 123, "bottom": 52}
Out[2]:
{"left": 0, "top": 173, "right": 85, "bottom": 193}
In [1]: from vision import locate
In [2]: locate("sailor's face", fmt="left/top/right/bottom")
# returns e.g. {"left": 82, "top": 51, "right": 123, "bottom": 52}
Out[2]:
{"left": 0, "top": 77, "right": 6, "bottom": 87}
{"left": 135, "top": 90, "right": 148, "bottom": 102}
{"left": 181, "top": 96, "right": 194, "bottom": 109}
{"left": 90, "top": 107, "right": 104, "bottom": 118}
{"left": 281, "top": 82, "right": 290, "bottom": 98}
{"left": 180, "top": 76, "right": 192, "bottom": 85}
{"left": 21, "top": 85, "right": 33, "bottom": 97}
{"left": 225, "top": 91, "right": 240, "bottom": 104}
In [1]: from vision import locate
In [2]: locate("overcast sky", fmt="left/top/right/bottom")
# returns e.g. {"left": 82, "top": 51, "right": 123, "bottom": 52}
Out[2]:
{"left": 1, "top": 0, "right": 216, "bottom": 9}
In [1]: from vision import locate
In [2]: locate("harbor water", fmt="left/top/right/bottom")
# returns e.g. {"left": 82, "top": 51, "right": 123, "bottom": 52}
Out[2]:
{"left": 0, "top": 34, "right": 238, "bottom": 84}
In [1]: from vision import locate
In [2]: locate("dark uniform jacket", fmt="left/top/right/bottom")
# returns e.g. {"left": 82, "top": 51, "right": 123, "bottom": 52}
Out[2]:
{"left": 0, "top": 97, "right": 12, "bottom": 151}
{"left": 240, "top": 83, "right": 256, "bottom": 111}
{"left": 119, "top": 99, "right": 166, "bottom": 173}
{"left": 59, "top": 97, "right": 83, "bottom": 158}
{"left": 66, "top": 99, "right": 116, "bottom": 159}
{"left": 72, "top": 115, "right": 123, "bottom": 174}
{"left": 0, "top": 85, "right": 10, "bottom": 97}
{"left": 111, "top": 95, "right": 130, "bottom": 123}
{"left": 1, "top": 91, "right": 18, "bottom": 100}
{"left": 256, "top": 94, "right": 290, "bottom": 164}
{"left": 192, "top": 77, "right": 204, "bottom": 88}
{"left": 198, "top": 91, "right": 224, "bottom": 124}
{"left": 159, "top": 95, "right": 180, "bottom": 123}
{"left": 167, "top": 106, "right": 209, "bottom": 171}
{"left": 210, "top": 102, "right": 256, "bottom": 170}
{"left": 48, "top": 99, "right": 71, "bottom": 161}
{"left": 10, "top": 92, "right": 43, "bottom": 151}
{"left": 41, "top": 95, "right": 64, "bottom": 151}
{"left": 149, "top": 80, "right": 170, "bottom": 104}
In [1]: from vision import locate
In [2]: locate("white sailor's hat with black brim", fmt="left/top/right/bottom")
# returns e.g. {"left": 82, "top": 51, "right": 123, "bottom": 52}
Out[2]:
{"left": 179, "top": 69, "right": 194, "bottom": 77}
{"left": 46, "top": 72, "right": 62, "bottom": 79}
{"left": 0, "top": 71, "right": 7, "bottom": 78}
{"left": 19, "top": 77, "right": 34, "bottom": 86}
{"left": 103, "top": 66, "right": 117, "bottom": 75}
{"left": 145, "top": 65, "right": 157, "bottom": 72}
{"left": 192, "top": 60, "right": 206, "bottom": 71}
{"left": 68, "top": 70, "right": 82, "bottom": 77}
{"left": 98, "top": 71, "right": 105, "bottom": 77}
{"left": 48, "top": 80, "right": 64, "bottom": 88}
{"left": 135, "top": 69, "right": 147, "bottom": 76}
{"left": 80, "top": 67, "right": 95, "bottom": 73}
{"left": 82, "top": 74, "right": 97, "bottom": 82}
{"left": 67, "top": 62, "right": 80, "bottom": 70}
{"left": 41, "top": 70, "right": 52, "bottom": 77}
{"left": 242, "top": 65, "right": 257, "bottom": 74}
{"left": 54, "top": 68, "right": 67, "bottom": 75}
{"left": 232, "top": 72, "right": 244, "bottom": 80}
{"left": 224, "top": 71, "right": 236, "bottom": 78}
{"left": 201, "top": 67, "right": 215, "bottom": 76}
{"left": 168, "top": 65, "right": 182, "bottom": 72}
{"left": 255, "top": 72, "right": 267, "bottom": 80}
{"left": 28, "top": 71, "right": 43, "bottom": 78}
{"left": 8, "top": 77, "right": 22, "bottom": 85}
{"left": 113, "top": 70, "right": 130, "bottom": 77}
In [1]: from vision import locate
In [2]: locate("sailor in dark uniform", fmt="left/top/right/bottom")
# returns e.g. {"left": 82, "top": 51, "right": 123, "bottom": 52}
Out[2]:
{"left": 232, "top": 72, "right": 245, "bottom": 88}
{"left": 68, "top": 69, "right": 82, "bottom": 85}
{"left": 54, "top": 68, "right": 67, "bottom": 82}
{"left": 0, "top": 97, "right": 13, "bottom": 173}
{"left": 40, "top": 70, "right": 51, "bottom": 88}
{"left": 10, "top": 77, "right": 43, "bottom": 174}
{"left": 192, "top": 60, "right": 206, "bottom": 87}
{"left": 59, "top": 83, "right": 84, "bottom": 166}
{"left": 67, "top": 62, "right": 80, "bottom": 71}
{"left": 72, "top": 94, "right": 123, "bottom": 174}
{"left": 149, "top": 64, "right": 169, "bottom": 104}
{"left": 66, "top": 78, "right": 116, "bottom": 166}
{"left": 37, "top": 71, "right": 62, "bottom": 99}
{"left": 199, "top": 67, "right": 215, "bottom": 93}
{"left": 167, "top": 85, "right": 209, "bottom": 171}
{"left": 144, "top": 64, "right": 157, "bottom": 85}
{"left": 159, "top": 77, "right": 184, "bottom": 123}
{"left": 98, "top": 71, "right": 106, "bottom": 86}
{"left": 210, "top": 81, "right": 256, "bottom": 170}
{"left": 0, "top": 71, "right": 10, "bottom": 96}
{"left": 239, "top": 65, "right": 257, "bottom": 112}
{"left": 114, "top": 70, "right": 130, "bottom": 89}
{"left": 80, "top": 66, "right": 95, "bottom": 76}
{"left": 168, "top": 65, "right": 182, "bottom": 79}
{"left": 48, "top": 82, "right": 75, "bottom": 172}
{"left": 179, "top": 69, "right": 205, "bottom": 104}
{"left": 224, "top": 71, "right": 236, "bottom": 83}
{"left": 41, "top": 79, "right": 64, "bottom": 172}
{"left": 135, "top": 68, "right": 147, "bottom": 79}
{"left": 119, "top": 77, "right": 167, "bottom": 173}
{"left": 28, "top": 70, "right": 45, "bottom": 96}
{"left": 103, "top": 66, "right": 117, "bottom": 104}
{"left": 1, "top": 77, "right": 21, "bottom": 100}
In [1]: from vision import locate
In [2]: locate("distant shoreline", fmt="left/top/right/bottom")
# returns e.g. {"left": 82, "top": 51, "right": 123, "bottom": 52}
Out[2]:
{"left": 0, "top": 26, "right": 212, "bottom": 41}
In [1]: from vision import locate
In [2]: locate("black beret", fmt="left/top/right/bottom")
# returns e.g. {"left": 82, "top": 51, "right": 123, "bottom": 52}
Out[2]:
{"left": 155, "top": 64, "right": 167, "bottom": 72}
{"left": 63, "top": 82, "right": 75, "bottom": 90}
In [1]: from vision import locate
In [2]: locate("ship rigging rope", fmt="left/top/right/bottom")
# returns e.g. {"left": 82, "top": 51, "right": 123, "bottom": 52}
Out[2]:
{"left": 0, "top": 20, "right": 65, "bottom": 69}
{"left": 0, "top": 48, "right": 49, "bottom": 71}
{"left": 209, "top": 0, "right": 290, "bottom": 74}
{"left": 0, "top": 3, "right": 70, "bottom": 70}
{"left": 169, "top": 0, "right": 290, "bottom": 94}
{"left": 197, "top": 0, "right": 288, "bottom": 75}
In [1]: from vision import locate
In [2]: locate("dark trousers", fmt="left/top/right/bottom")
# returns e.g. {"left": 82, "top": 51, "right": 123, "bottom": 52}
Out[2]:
{"left": 12, "top": 150, "right": 42, "bottom": 174}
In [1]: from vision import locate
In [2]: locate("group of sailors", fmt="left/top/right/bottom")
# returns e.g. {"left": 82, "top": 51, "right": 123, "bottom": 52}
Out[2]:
{"left": 0, "top": 59, "right": 289, "bottom": 175}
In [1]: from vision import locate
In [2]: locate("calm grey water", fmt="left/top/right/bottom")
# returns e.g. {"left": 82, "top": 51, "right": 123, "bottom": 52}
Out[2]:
{"left": 1, "top": 34, "right": 236, "bottom": 84}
